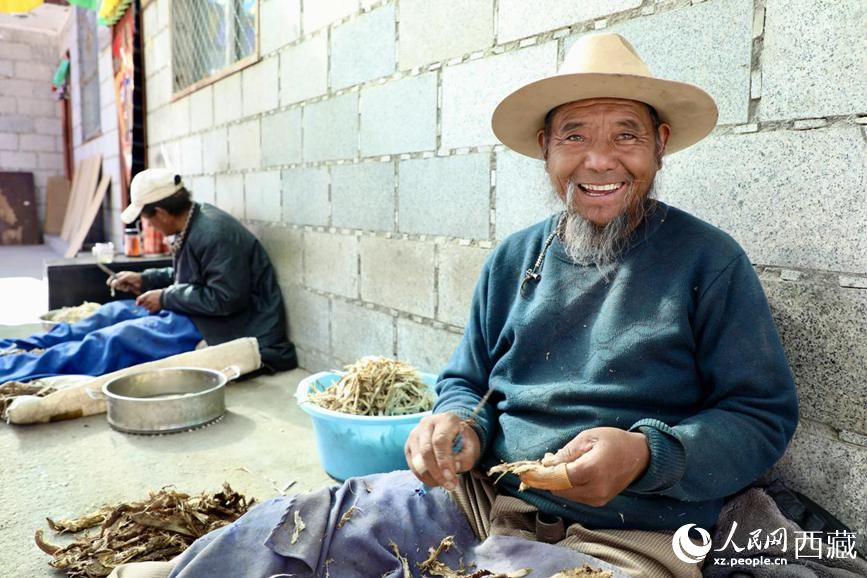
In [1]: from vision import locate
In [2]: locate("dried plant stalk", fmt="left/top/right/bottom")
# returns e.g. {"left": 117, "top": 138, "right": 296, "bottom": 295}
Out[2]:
{"left": 35, "top": 483, "right": 251, "bottom": 577}
{"left": 550, "top": 565, "right": 613, "bottom": 577}
{"left": 307, "top": 356, "right": 433, "bottom": 416}
{"left": 487, "top": 457, "right": 571, "bottom": 491}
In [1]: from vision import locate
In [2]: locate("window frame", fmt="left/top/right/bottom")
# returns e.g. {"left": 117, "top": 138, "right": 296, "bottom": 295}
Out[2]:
{"left": 168, "top": 0, "right": 261, "bottom": 102}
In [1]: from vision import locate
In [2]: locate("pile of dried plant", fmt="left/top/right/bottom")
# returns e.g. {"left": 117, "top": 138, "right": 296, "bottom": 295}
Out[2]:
{"left": 307, "top": 356, "right": 433, "bottom": 416}
{"left": 35, "top": 483, "right": 252, "bottom": 577}
{"left": 0, "top": 380, "right": 56, "bottom": 419}
{"left": 44, "top": 302, "right": 101, "bottom": 324}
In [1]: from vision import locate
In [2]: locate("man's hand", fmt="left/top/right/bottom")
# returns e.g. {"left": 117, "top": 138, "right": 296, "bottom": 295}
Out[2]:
{"left": 136, "top": 289, "right": 163, "bottom": 313}
{"left": 542, "top": 427, "right": 650, "bottom": 508}
{"left": 109, "top": 271, "right": 143, "bottom": 295}
{"left": 405, "top": 413, "right": 480, "bottom": 491}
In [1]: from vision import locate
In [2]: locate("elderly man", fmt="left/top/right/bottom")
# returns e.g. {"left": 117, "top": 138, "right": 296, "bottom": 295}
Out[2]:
{"left": 405, "top": 33, "right": 799, "bottom": 576}
{"left": 110, "top": 168, "right": 298, "bottom": 371}
{"left": 106, "top": 34, "right": 797, "bottom": 578}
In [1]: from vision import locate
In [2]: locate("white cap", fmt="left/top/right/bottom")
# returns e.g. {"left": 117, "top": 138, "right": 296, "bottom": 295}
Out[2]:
{"left": 121, "top": 168, "right": 185, "bottom": 224}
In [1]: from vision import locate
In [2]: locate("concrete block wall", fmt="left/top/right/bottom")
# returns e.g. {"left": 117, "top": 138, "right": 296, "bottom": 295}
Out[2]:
{"left": 141, "top": 0, "right": 866, "bottom": 537}
{"left": 0, "top": 26, "right": 64, "bottom": 225}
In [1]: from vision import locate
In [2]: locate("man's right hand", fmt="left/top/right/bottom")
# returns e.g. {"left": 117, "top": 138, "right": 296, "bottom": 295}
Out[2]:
{"left": 109, "top": 271, "right": 143, "bottom": 295}
{"left": 405, "top": 413, "right": 480, "bottom": 491}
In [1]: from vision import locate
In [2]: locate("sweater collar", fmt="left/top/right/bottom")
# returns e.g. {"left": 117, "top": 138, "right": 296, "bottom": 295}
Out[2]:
{"left": 547, "top": 201, "right": 669, "bottom": 265}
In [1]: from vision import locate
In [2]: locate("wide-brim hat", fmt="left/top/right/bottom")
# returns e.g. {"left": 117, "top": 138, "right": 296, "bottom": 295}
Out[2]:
{"left": 122, "top": 168, "right": 184, "bottom": 224}
{"left": 491, "top": 33, "right": 718, "bottom": 159}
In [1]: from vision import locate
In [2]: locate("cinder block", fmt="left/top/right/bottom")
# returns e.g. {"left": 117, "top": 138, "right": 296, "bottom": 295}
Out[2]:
{"left": 244, "top": 170, "right": 282, "bottom": 222}
{"left": 259, "top": 0, "right": 301, "bottom": 55}
{"left": 330, "top": 3, "right": 396, "bottom": 90}
{"left": 0, "top": 78, "right": 35, "bottom": 98}
{"left": 0, "top": 132, "right": 17, "bottom": 151}
{"left": 0, "top": 96, "right": 15, "bottom": 114}
{"left": 256, "top": 225, "right": 303, "bottom": 287}
{"left": 155, "top": 0, "right": 170, "bottom": 32}
{"left": 145, "top": 67, "right": 171, "bottom": 112}
{"left": 241, "top": 57, "right": 279, "bottom": 117}
{"left": 761, "top": 0, "right": 867, "bottom": 121}
{"left": 396, "top": 319, "right": 463, "bottom": 374}
{"left": 281, "top": 167, "right": 329, "bottom": 226}
{"left": 437, "top": 244, "right": 490, "bottom": 327}
{"left": 34, "top": 118, "right": 62, "bottom": 136}
{"left": 760, "top": 269, "right": 867, "bottom": 435}
{"left": 331, "top": 300, "right": 395, "bottom": 363}
{"left": 657, "top": 126, "right": 866, "bottom": 274}
{"left": 152, "top": 29, "right": 170, "bottom": 76}
{"left": 497, "top": 0, "right": 641, "bottom": 43}
{"left": 279, "top": 33, "right": 328, "bottom": 106}
{"left": 167, "top": 97, "right": 191, "bottom": 141}
{"left": 189, "top": 175, "right": 216, "bottom": 205}
{"left": 398, "top": 154, "right": 491, "bottom": 238}
{"left": 180, "top": 134, "right": 203, "bottom": 175}
{"left": 14, "top": 61, "right": 52, "bottom": 81}
{"left": 0, "top": 151, "right": 36, "bottom": 169}
{"left": 201, "top": 127, "right": 229, "bottom": 173}
{"left": 303, "top": 231, "right": 359, "bottom": 298}
{"left": 772, "top": 421, "right": 867, "bottom": 545}
{"left": 302, "top": 93, "right": 358, "bottom": 162}
{"left": 398, "top": 0, "right": 494, "bottom": 69}
{"left": 215, "top": 173, "right": 245, "bottom": 220}
{"left": 0, "top": 42, "right": 30, "bottom": 61}
{"left": 37, "top": 152, "right": 62, "bottom": 170}
{"left": 359, "top": 73, "right": 437, "bottom": 156}
{"left": 262, "top": 108, "right": 303, "bottom": 167}
{"left": 285, "top": 289, "right": 330, "bottom": 352}
{"left": 228, "top": 119, "right": 261, "bottom": 171}
{"left": 360, "top": 236, "right": 435, "bottom": 316}
{"left": 189, "top": 85, "right": 213, "bottom": 133}
{"left": 495, "top": 149, "right": 559, "bottom": 240}
{"left": 0, "top": 60, "right": 12, "bottom": 77}
{"left": 331, "top": 161, "right": 394, "bottom": 231}
{"left": 441, "top": 42, "right": 557, "bottom": 149}
{"left": 213, "top": 73, "right": 243, "bottom": 125}
{"left": 565, "top": 0, "right": 753, "bottom": 126}
{"left": 303, "top": 0, "right": 358, "bottom": 34}
{"left": 142, "top": 0, "right": 159, "bottom": 37}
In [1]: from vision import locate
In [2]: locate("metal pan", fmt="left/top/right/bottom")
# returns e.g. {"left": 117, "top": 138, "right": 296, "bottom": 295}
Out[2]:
{"left": 87, "top": 366, "right": 241, "bottom": 434}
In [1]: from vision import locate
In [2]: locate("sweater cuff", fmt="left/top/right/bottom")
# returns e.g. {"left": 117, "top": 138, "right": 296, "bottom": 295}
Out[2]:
{"left": 436, "top": 406, "right": 491, "bottom": 461}
{"left": 627, "top": 418, "right": 686, "bottom": 494}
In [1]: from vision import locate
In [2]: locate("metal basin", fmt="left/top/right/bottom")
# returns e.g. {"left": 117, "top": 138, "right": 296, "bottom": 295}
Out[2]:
{"left": 91, "top": 366, "right": 240, "bottom": 434}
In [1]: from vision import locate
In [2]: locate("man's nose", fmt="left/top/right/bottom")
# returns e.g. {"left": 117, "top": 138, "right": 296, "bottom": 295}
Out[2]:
{"left": 581, "top": 141, "right": 619, "bottom": 174}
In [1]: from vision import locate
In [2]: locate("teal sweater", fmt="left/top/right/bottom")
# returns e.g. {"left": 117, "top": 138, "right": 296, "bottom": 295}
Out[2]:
{"left": 433, "top": 203, "right": 798, "bottom": 531}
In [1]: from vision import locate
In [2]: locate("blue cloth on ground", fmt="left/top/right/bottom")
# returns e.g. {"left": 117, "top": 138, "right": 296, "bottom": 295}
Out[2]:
{"left": 168, "top": 470, "right": 627, "bottom": 578}
{"left": 0, "top": 300, "right": 202, "bottom": 383}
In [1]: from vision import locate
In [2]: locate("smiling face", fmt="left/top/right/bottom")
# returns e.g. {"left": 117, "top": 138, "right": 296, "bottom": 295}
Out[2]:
{"left": 538, "top": 98, "right": 670, "bottom": 226}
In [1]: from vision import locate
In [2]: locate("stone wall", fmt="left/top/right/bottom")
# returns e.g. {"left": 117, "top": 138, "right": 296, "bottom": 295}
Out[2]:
{"left": 0, "top": 26, "right": 64, "bottom": 225}
{"left": 140, "top": 0, "right": 866, "bottom": 539}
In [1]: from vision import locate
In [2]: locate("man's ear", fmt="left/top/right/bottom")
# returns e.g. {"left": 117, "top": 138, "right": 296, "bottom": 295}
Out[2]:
{"left": 656, "top": 123, "right": 672, "bottom": 168}
{"left": 537, "top": 129, "right": 547, "bottom": 160}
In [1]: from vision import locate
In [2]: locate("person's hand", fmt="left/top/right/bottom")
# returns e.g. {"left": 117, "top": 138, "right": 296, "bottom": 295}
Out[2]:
{"left": 109, "top": 271, "right": 143, "bottom": 295}
{"left": 136, "top": 289, "right": 163, "bottom": 313}
{"left": 542, "top": 427, "right": 650, "bottom": 507}
{"left": 405, "top": 413, "right": 480, "bottom": 491}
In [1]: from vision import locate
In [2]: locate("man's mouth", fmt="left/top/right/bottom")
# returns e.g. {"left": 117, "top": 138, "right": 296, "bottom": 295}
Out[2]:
{"left": 577, "top": 182, "right": 626, "bottom": 197}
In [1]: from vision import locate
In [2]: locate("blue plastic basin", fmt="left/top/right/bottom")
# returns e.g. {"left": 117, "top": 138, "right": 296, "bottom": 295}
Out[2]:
{"left": 295, "top": 371, "right": 437, "bottom": 480}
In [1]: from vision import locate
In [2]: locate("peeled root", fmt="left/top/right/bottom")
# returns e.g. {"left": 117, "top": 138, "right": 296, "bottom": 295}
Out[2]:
{"left": 487, "top": 458, "right": 571, "bottom": 491}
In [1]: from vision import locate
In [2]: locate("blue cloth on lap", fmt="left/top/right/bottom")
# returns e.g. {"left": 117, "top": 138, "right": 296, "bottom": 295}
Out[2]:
{"left": 0, "top": 300, "right": 202, "bottom": 383}
{"left": 168, "top": 470, "right": 627, "bottom": 578}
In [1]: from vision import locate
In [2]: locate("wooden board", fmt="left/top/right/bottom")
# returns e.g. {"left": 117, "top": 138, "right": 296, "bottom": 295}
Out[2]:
{"left": 0, "top": 172, "right": 40, "bottom": 245}
{"left": 61, "top": 155, "right": 102, "bottom": 242}
{"left": 43, "top": 176, "right": 71, "bottom": 235}
{"left": 65, "top": 173, "right": 111, "bottom": 258}
{"left": 59, "top": 158, "right": 84, "bottom": 241}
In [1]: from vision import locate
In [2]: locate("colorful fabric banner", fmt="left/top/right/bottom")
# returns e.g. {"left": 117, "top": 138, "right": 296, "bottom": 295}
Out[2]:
{"left": 0, "top": 0, "right": 42, "bottom": 13}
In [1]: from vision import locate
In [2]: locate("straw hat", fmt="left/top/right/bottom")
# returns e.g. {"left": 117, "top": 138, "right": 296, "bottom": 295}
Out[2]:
{"left": 491, "top": 33, "right": 718, "bottom": 159}
{"left": 122, "top": 168, "right": 185, "bottom": 224}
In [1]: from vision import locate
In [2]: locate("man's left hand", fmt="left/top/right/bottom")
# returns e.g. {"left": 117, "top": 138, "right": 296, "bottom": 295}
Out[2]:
{"left": 541, "top": 427, "right": 650, "bottom": 508}
{"left": 136, "top": 290, "right": 163, "bottom": 313}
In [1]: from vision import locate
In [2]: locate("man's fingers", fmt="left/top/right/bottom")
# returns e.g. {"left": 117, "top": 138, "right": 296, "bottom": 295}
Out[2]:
{"left": 430, "top": 420, "right": 460, "bottom": 489}
{"left": 453, "top": 426, "right": 479, "bottom": 473}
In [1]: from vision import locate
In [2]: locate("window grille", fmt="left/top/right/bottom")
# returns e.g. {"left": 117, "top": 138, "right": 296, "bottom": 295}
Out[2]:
{"left": 77, "top": 7, "right": 101, "bottom": 141}
{"left": 171, "top": 0, "right": 258, "bottom": 95}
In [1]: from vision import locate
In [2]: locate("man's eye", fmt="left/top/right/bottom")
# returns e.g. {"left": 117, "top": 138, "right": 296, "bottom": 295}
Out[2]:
{"left": 617, "top": 133, "right": 636, "bottom": 140}
{"left": 565, "top": 134, "right": 584, "bottom": 142}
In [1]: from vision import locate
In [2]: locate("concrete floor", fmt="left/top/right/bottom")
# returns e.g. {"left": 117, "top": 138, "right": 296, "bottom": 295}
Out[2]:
{"left": 0, "top": 368, "right": 334, "bottom": 576}
{"left": 0, "top": 246, "right": 334, "bottom": 575}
